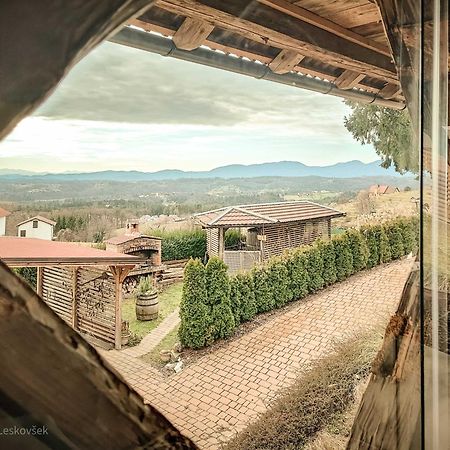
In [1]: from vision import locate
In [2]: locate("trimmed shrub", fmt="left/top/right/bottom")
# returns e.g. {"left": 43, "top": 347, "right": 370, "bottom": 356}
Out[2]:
{"left": 150, "top": 229, "right": 206, "bottom": 261}
{"left": 267, "top": 257, "right": 292, "bottom": 308}
{"left": 385, "top": 221, "right": 404, "bottom": 260}
{"left": 205, "top": 257, "right": 235, "bottom": 340}
{"left": 178, "top": 259, "right": 212, "bottom": 348}
{"left": 285, "top": 248, "right": 310, "bottom": 300}
{"left": 399, "top": 217, "right": 418, "bottom": 254}
{"left": 305, "top": 244, "right": 324, "bottom": 292}
{"left": 237, "top": 272, "right": 257, "bottom": 322}
{"left": 253, "top": 267, "right": 275, "bottom": 313}
{"left": 14, "top": 267, "right": 37, "bottom": 289}
{"left": 333, "top": 234, "right": 353, "bottom": 281}
{"left": 347, "top": 229, "right": 369, "bottom": 272}
{"left": 229, "top": 276, "right": 242, "bottom": 326}
{"left": 378, "top": 225, "right": 392, "bottom": 263}
{"left": 362, "top": 225, "right": 379, "bottom": 269}
{"left": 317, "top": 240, "right": 337, "bottom": 286}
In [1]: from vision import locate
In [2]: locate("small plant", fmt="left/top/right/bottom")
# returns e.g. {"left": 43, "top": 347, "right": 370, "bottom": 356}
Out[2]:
{"left": 136, "top": 276, "right": 154, "bottom": 295}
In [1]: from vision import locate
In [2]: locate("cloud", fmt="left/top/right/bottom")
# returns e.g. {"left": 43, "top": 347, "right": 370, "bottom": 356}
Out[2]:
{"left": 36, "top": 41, "right": 350, "bottom": 133}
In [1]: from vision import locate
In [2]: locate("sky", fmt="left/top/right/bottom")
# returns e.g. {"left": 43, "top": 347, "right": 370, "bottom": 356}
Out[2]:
{"left": 0, "top": 39, "right": 378, "bottom": 173}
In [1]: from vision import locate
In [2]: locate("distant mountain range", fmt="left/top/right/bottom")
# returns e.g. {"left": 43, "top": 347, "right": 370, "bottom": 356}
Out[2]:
{"left": 0, "top": 160, "right": 404, "bottom": 181}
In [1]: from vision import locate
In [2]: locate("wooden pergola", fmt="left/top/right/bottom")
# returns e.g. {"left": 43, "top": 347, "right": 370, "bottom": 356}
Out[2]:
{"left": 0, "top": 237, "right": 145, "bottom": 350}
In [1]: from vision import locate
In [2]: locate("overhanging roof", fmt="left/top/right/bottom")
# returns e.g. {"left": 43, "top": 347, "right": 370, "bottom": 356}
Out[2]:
{"left": 195, "top": 200, "right": 344, "bottom": 227}
{"left": 111, "top": 0, "right": 404, "bottom": 109}
{"left": 0, "top": 237, "right": 145, "bottom": 267}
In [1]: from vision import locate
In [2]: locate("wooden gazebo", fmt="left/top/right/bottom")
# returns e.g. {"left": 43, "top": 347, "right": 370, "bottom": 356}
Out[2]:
{"left": 195, "top": 200, "right": 344, "bottom": 272}
{"left": 0, "top": 237, "right": 145, "bottom": 350}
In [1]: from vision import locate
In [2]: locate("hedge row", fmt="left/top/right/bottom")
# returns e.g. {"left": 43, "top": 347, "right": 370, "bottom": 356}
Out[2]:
{"left": 179, "top": 217, "right": 418, "bottom": 348}
{"left": 149, "top": 228, "right": 241, "bottom": 261}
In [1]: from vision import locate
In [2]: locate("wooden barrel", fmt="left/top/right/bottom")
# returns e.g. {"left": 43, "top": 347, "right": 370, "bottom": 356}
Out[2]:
{"left": 136, "top": 291, "right": 159, "bottom": 321}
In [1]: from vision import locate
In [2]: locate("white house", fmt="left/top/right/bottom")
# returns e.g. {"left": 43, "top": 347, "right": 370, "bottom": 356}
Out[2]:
{"left": 17, "top": 216, "right": 56, "bottom": 240}
{"left": 0, "top": 207, "right": 11, "bottom": 236}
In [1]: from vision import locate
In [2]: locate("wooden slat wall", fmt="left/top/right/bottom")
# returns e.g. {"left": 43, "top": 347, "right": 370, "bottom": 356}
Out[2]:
{"left": 262, "top": 219, "right": 329, "bottom": 259}
{"left": 41, "top": 267, "right": 73, "bottom": 324}
{"left": 76, "top": 268, "right": 116, "bottom": 344}
{"left": 207, "top": 228, "right": 220, "bottom": 256}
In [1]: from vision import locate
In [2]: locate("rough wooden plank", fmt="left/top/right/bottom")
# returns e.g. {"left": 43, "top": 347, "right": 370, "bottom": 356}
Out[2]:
{"left": 156, "top": 0, "right": 399, "bottom": 83}
{"left": 347, "top": 265, "right": 421, "bottom": 450}
{"left": 378, "top": 82, "right": 402, "bottom": 99}
{"left": 0, "top": 0, "right": 157, "bottom": 141}
{"left": 269, "top": 49, "right": 305, "bottom": 74}
{"left": 173, "top": 16, "right": 214, "bottom": 50}
{"left": 335, "top": 69, "right": 366, "bottom": 89}
{"left": 258, "top": 0, "right": 391, "bottom": 56}
{"left": 0, "top": 261, "right": 197, "bottom": 449}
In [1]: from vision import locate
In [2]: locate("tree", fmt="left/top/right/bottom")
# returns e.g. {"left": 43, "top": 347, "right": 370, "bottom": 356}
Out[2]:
{"left": 385, "top": 222, "right": 404, "bottom": 260}
{"left": 333, "top": 234, "right": 353, "bottom": 281}
{"left": 236, "top": 272, "right": 257, "bottom": 322}
{"left": 252, "top": 266, "right": 274, "bottom": 313}
{"left": 267, "top": 257, "right": 292, "bottom": 308}
{"left": 362, "top": 225, "right": 380, "bottom": 269}
{"left": 317, "top": 240, "right": 337, "bottom": 286}
{"left": 344, "top": 101, "right": 418, "bottom": 174}
{"left": 178, "top": 259, "right": 212, "bottom": 348}
{"left": 205, "top": 257, "right": 235, "bottom": 340}
{"left": 305, "top": 244, "right": 324, "bottom": 292}
{"left": 347, "top": 229, "right": 369, "bottom": 272}
{"left": 285, "top": 248, "right": 310, "bottom": 300}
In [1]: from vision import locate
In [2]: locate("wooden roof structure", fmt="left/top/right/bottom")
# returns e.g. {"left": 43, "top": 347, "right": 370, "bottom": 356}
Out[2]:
{"left": 195, "top": 200, "right": 344, "bottom": 227}
{"left": 110, "top": 0, "right": 405, "bottom": 109}
{"left": 0, "top": 237, "right": 145, "bottom": 267}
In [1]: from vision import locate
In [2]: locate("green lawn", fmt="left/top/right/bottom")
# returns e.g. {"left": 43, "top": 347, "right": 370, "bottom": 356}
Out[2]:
{"left": 141, "top": 325, "right": 180, "bottom": 365}
{"left": 122, "top": 282, "right": 183, "bottom": 341}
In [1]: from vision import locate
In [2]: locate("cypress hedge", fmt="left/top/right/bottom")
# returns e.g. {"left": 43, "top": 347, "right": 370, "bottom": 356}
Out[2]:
{"left": 180, "top": 217, "right": 418, "bottom": 348}
{"left": 317, "top": 240, "right": 337, "bottom": 286}
{"left": 333, "top": 234, "right": 354, "bottom": 282}
{"left": 237, "top": 272, "right": 257, "bottom": 322}
{"left": 178, "top": 259, "right": 212, "bottom": 348}
{"left": 206, "top": 257, "right": 235, "bottom": 340}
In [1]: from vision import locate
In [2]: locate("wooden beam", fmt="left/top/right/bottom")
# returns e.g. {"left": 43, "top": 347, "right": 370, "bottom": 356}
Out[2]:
{"left": 218, "top": 227, "right": 225, "bottom": 260}
{"left": 173, "top": 17, "right": 214, "bottom": 50}
{"left": 156, "top": 0, "right": 399, "bottom": 83}
{"left": 378, "top": 82, "right": 402, "bottom": 99}
{"left": 258, "top": 0, "right": 392, "bottom": 57}
{"left": 269, "top": 49, "right": 304, "bottom": 74}
{"left": 36, "top": 266, "right": 43, "bottom": 296}
{"left": 128, "top": 19, "right": 388, "bottom": 94}
{"left": 72, "top": 266, "right": 79, "bottom": 330}
{"left": 334, "top": 70, "right": 365, "bottom": 90}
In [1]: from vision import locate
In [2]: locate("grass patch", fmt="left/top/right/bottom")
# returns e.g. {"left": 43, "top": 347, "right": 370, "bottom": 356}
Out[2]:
{"left": 224, "top": 330, "right": 382, "bottom": 450}
{"left": 141, "top": 325, "right": 180, "bottom": 366}
{"left": 122, "top": 282, "right": 182, "bottom": 342}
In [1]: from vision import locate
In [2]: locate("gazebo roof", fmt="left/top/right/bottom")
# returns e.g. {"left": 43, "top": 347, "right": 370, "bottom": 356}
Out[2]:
{"left": 0, "top": 237, "right": 145, "bottom": 267}
{"left": 195, "top": 200, "right": 344, "bottom": 228}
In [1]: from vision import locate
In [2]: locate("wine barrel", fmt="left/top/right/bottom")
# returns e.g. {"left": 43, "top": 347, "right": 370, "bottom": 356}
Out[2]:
{"left": 136, "top": 291, "right": 159, "bottom": 321}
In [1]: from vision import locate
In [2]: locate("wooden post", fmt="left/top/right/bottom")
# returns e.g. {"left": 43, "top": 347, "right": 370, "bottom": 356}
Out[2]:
{"left": 327, "top": 219, "right": 332, "bottom": 239}
{"left": 218, "top": 227, "right": 225, "bottom": 261}
{"left": 36, "top": 267, "right": 43, "bottom": 296}
{"left": 110, "top": 265, "right": 134, "bottom": 350}
{"left": 72, "top": 266, "right": 79, "bottom": 330}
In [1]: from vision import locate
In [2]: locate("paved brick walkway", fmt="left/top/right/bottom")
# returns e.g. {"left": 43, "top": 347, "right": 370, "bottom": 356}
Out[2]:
{"left": 121, "top": 307, "right": 180, "bottom": 358}
{"left": 101, "top": 258, "right": 413, "bottom": 449}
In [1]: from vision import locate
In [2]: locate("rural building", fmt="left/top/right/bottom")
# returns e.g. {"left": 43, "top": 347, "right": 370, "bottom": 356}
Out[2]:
{"left": 369, "top": 184, "right": 400, "bottom": 196}
{"left": 17, "top": 215, "right": 56, "bottom": 240}
{"left": 0, "top": 207, "right": 11, "bottom": 236}
{"left": 195, "top": 201, "right": 344, "bottom": 272}
{"left": 105, "top": 220, "right": 164, "bottom": 293}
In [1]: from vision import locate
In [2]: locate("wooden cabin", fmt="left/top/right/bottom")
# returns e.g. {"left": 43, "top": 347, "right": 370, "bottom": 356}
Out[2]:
{"left": 195, "top": 201, "right": 344, "bottom": 272}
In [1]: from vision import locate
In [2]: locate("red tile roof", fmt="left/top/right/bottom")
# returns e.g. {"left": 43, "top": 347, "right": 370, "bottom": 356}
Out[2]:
{"left": 195, "top": 201, "right": 344, "bottom": 228}
{"left": 0, "top": 207, "right": 11, "bottom": 218}
{"left": 16, "top": 215, "right": 57, "bottom": 227}
{"left": 0, "top": 237, "right": 144, "bottom": 267}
